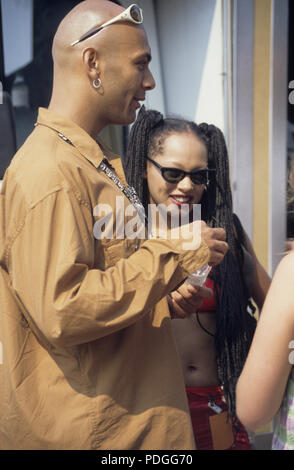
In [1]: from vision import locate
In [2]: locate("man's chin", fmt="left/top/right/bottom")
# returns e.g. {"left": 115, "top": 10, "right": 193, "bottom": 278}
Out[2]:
{"left": 127, "top": 109, "right": 139, "bottom": 124}
{"left": 106, "top": 107, "right": 138, "bottom": 127}
{"left": 116, "top": 112, "right": 137, "bottom": 126}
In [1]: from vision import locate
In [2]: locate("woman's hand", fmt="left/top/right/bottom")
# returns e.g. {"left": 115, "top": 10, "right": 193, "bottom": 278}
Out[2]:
{"left": 168, "top": 282, "right": 213, "bottom": 319}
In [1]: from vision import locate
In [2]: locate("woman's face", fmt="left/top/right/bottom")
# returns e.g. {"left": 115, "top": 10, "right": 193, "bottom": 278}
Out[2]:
{"left": 146, "top": 131, "right": 208, "bottom": 217}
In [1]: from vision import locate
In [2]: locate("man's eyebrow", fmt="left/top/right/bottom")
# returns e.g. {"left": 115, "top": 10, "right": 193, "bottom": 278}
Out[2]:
{"left": 134, "top": 52, "right": 152, "bottom": 62}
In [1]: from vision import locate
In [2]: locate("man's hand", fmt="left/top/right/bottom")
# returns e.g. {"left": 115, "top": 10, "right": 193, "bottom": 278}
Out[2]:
{"left": 200, "top": 221, "right": 228, "bottom": 266}
{"left": 150, "top": 219, "right": 228, "bottom": 266}
{"left": 168, "top": 283, "right": 213, "bottom": 319}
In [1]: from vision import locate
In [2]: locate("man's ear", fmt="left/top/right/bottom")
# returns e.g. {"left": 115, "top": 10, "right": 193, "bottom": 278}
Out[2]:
{"left": 82, "top": 47, "right": 100, "bottom": 80}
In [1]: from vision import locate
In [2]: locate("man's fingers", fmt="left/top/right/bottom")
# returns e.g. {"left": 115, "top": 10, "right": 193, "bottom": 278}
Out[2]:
{"left": 213, "top": 240, "right": 229, "bottom": 255}
{"left": 205, "top": 234, "right": 229, "bottom": 266}
{"left": 168, "top": 296, "right": 191, "bottom": 318}
{"left": 205, "top": 237, "right": 228, "bottom": 253}
{"left": 208, "top": 247, "right": 229, "bottom": 266}
{"left": 208, "top": 227, "right": 226, "bottom": 241}
{"left": 170, "top": 290, "right": 198, "bottom": 311}
{"left": 185, "top": 284, "right": 213, "bottom": 299}
{"left": 168, "top": 284, "right": 214, "bottom": 319}
{"left": 173, "top": 296, "right": 199, "bottom": 312}
{"left": 170, "top": 285, "right": 213, "bottom": 313}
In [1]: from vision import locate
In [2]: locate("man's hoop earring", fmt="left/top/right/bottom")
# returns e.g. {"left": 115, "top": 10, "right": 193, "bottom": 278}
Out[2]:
{"left": 93, "top": 78, "right": 102, "bottom": 90}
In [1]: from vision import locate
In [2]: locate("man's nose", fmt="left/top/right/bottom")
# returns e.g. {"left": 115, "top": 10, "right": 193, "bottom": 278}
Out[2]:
{"left": 143, "top": 67, "right": 156, "bottom": 91}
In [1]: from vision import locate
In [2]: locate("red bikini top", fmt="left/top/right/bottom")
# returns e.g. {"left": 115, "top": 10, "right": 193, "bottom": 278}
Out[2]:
{"left": 198, "top": 273, "right": 217, "bottom": 312}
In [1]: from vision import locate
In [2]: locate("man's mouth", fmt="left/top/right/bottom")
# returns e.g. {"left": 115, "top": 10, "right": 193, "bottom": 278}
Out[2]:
{"left": 133, "top": 96, "right": 145, "bottom": 107}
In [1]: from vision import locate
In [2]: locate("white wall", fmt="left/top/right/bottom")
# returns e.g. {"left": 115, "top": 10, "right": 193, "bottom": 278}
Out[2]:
{"left": 194, "top": 0, "right": 225, "bottom": 133}
{"left": 154, "top": 0, "right": 224, "bottom": 127}
{"left": 232, "top": 0, "right": 254, "bottom": 238}
{"left": 122, "top": 0, "right": 226, "bottom": 130}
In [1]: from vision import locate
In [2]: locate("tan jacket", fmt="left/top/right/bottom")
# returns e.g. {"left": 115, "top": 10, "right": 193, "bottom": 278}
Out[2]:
{"left": 0, "top": 108, "right": 210, "bottom": 449}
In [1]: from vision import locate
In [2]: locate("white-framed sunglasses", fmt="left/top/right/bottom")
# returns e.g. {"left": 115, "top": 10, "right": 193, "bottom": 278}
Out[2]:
{"left": 70, "top": 4, "right": 143, "bottom": 46}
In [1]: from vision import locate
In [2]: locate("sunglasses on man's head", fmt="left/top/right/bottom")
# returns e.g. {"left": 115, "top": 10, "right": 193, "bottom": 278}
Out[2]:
{"left": 146, "top": 156, "right": 216, "bottom": 186}
{"left": 70, "top": 4, "right": 143, "bottom": 46}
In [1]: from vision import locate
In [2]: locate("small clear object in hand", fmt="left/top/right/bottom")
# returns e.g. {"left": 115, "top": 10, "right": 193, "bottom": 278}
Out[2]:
{"left": 185, "top": 264, "right": 211, "bottom": 287}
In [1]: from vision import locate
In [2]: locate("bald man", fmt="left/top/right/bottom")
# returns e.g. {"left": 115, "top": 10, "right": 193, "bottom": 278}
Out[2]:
{"left": 0, "top": 1, "right": 227, "bottom": 450}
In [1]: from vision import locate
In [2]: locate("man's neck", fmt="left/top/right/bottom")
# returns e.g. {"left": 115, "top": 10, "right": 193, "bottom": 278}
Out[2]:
{"left": 48, "top": 97, "right": 106, "bottom": 139}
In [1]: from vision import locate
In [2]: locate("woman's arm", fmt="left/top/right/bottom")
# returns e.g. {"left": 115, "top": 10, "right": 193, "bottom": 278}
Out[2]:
{"left": 236, "top": 252, "right": 294, "bottom": 430}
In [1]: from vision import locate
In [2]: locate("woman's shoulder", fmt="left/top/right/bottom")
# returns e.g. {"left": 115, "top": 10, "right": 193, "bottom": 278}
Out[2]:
{"left": 267, "top": 252, "right": 294, "bottom": 325}
{"left": 274, "top": 251, "right": 294, "bottom": 279}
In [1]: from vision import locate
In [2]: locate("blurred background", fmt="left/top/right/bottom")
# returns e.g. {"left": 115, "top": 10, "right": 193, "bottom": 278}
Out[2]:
{"left": 0, "top": 0, "right": 293, "bottom": 448}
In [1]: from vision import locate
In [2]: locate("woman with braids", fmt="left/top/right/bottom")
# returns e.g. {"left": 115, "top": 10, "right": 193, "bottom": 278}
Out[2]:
{"left": 124, "top": 106, "right": 271, "bottom": 450}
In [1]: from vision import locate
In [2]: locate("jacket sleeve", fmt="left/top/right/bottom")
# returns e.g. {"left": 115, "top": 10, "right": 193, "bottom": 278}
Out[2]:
{"left": 11, "top": 188, "right": 210, "bottom": 348}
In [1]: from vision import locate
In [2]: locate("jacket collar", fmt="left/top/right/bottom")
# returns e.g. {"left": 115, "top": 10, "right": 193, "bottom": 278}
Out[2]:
{"left": 35, "top": 107, "right": 128, "bottom": 187}
{"left": 36, "top": 107, "right": 105, "bottom": 168}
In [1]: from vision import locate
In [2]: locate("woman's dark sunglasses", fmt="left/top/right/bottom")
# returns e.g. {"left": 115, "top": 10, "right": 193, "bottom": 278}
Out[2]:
{"left": 146, "top": 156, "right": 215, "bottom": 185}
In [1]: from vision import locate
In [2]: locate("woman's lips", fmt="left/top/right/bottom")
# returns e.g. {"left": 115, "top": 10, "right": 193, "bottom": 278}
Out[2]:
{"left": 169, "top": 195, "right": 194, "bottom": 206}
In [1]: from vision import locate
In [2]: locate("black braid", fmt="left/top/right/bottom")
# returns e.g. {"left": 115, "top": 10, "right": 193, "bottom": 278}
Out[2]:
{"left": 198, "top": 123, "right": 256, "bottom": 418}
{"left": 124, "top": 106, "right": 163, "bottom": 214}
{"left": 124, "top": 108, "right": 257, "bottom": 422}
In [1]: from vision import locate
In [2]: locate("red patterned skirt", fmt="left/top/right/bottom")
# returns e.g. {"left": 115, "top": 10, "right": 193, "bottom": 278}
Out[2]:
{"left": 186, "top": 386, "right": 251, "bottom": 450}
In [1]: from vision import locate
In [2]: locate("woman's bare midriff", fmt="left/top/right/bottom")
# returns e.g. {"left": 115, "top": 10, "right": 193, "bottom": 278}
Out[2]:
{"left": 171, "top": 312, "right": 220, "bottom": 387}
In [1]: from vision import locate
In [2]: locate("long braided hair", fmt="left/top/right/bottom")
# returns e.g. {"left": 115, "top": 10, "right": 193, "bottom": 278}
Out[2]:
{"left": 124, "top": 106, "right": 257, "bottom": 419}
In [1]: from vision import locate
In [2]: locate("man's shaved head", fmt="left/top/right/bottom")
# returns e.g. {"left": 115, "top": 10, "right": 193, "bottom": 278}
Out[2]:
{"left": 49, "top": 0, "right": 155, "bottom": 136}
{"left": 52, "top": 0, "right": 124, "bottom": 65}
